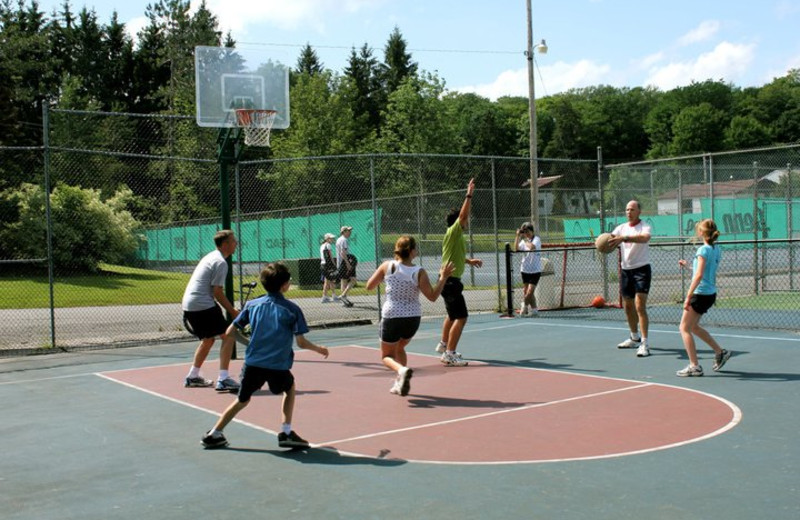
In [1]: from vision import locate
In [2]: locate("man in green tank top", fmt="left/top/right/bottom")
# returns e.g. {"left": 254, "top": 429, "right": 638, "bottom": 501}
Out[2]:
{"left": 434, "top": 178, "right": 483, "bottom": 366}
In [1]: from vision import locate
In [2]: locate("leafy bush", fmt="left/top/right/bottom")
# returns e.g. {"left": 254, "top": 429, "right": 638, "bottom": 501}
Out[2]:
{"left": 0, "top": 183, "right": 141, "bottom": 272}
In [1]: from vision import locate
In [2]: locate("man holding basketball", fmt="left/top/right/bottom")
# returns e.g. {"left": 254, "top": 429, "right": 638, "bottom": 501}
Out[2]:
{"left": 607, "top": 200, "right": 652, "bottom": 357}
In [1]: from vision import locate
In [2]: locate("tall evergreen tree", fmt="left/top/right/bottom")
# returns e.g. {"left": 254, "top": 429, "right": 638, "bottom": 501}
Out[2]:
{"left": 343, "top": 43, "right": 383, "bottom": 140}
{"left": 381, "top": 26, "right": 417, "bottom": 94}
{"left": 295, "top": 43, "right": 323, "bottom": 76}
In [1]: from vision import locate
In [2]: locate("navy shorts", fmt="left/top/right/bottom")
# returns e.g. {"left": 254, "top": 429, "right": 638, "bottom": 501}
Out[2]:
{"left": 379, "top": 316, "right": 421, "bottom": 343}
{"left": 689, "top": 293, "right": 716, "bottom": 314}
{"left": 442, "top": 277, "right": 468, "bottom": 320}
{"left": 237, "top": 363, "right": 295, "bottom": 403}
{"left": 183, "top": 306, "right": 229, "bottom": 339}
{"left": 521, "top": 272, "right": 541, "bottom": 285}
{"left": 619, "top": 265, "right": 652, "bottom": 299}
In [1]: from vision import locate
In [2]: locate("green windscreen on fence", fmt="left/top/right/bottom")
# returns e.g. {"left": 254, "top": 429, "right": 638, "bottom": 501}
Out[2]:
{"left": 137, "top": 208, "right": 381, "bottom": 263}
{"left": 564, "top": 197, "right": 800, "bottom": 242}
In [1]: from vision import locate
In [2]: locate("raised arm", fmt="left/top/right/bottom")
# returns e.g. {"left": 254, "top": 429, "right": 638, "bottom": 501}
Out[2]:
{"left": 458, "top": 178, "right": 475, "bottom": 228}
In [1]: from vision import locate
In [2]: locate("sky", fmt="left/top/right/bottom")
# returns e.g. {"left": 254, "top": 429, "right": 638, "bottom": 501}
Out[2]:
{"left": 33, "top": 0, "right": 800, "bottom": 100}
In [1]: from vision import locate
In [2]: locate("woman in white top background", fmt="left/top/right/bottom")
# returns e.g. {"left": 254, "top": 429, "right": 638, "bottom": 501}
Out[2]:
{"left": 366, "top": 236, "right": 454, "bottom": 396}
{"left": 514, "top": 221, "right": 542, "bottom": 317}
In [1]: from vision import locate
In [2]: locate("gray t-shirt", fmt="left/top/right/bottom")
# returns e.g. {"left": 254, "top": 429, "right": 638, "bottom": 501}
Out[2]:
{"left": 181, "top": 249, "right": 228, "bottom": 311}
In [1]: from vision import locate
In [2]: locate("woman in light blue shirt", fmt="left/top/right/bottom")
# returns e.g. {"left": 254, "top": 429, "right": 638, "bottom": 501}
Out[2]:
{"left": 676, "top": 219, "right": 731, "bottom": 377}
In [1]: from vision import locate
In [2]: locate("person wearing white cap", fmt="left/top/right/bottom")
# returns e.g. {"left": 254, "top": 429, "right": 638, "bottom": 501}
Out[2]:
{"left": 319, "top": 233, "right": 339, "bottom": 303}
{"left": 336, "top": 226, "right": 356, "bottom": 307}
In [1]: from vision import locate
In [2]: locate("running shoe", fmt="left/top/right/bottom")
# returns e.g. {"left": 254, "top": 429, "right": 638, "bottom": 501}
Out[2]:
{"left": 676, "top": 364, "right": 704, "bottom": 377}
{"left": 617, "top": 337, "right": 641, "bottom": 349}
{"left": 321, "top": 297, "right": 331, "bottom": 303}
{"left": 278, "top": 431, "right": 310, "bottom": 449}
{"left": 434, "top": 341, "right": 447, "bottom": 354}
{"left": 441, "top": 351, "right": 469, "bottom": 367}
{"left": 398, "top": 366, "right": 413, "bottom": 396}
{"left": 636, "top": 342, "right": 650, "bottom": 357}
{"left": 201, "top": 431, "right": 228, "bottom": 449}
{"left": 215, "top": 377, "right": 240, "bottom": 393}
{"left": 185, "top": 376, "right": 213, "bottom": 388}
{"left": 389, "top": 379, "right": 402, "bottom": 395}
{"left": 527, "top": 308, "right": 539, "bottom": 317}
{"left": 713, "top": 349, "right": 732, "bottom": 371}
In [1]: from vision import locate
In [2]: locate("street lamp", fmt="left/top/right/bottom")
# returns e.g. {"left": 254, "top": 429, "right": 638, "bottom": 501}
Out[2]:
{"left": 526, "top": 0, "right": 547, "bottom": 227}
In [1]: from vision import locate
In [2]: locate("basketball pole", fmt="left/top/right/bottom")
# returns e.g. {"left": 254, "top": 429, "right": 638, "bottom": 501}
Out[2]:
{"left": 217, "top": 127, "right": 245, "bottom": 358}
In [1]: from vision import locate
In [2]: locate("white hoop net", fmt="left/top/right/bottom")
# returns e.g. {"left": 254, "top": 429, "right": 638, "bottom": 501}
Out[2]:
{"left": 234, "top": 109, "right": 277, "bottom": 147}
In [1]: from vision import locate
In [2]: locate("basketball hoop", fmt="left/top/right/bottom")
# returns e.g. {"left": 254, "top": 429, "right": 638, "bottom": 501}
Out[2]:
{"left": 234, "top": 109, "right": 278, "bottom": 147}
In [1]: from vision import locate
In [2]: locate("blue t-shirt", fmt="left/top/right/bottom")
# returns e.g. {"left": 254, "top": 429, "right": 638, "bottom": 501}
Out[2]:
{"left": 233, "top": 293, "right": 309, "bottom": 370}
{"left": 693, "top": 244, "right": 721, "bottom": 295}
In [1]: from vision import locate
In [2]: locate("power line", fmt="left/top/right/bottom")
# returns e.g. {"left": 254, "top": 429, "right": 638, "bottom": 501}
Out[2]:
{"left": 237, "top": 41, "right": 522, "bottom": 56}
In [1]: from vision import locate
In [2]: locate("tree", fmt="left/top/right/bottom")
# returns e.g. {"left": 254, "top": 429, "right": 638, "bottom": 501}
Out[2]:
{"left": 0, "top": 183, "right": 141, "bottom": 272}
{"left": 724, "top": 115, "right": 772, "bottom": 149}
{"left": 669, "top": 102, "right": 727, "bottom": 155}
{"left": 381, "top": 26, "right": 418, "bottom": 94}
{"left": 342, "top": 43, "right": 384, "bottom": 140}
{"left": 295, "top": 42, "right": 323, "bottom": 76}
{"left": 442, "top": 92, "right": 519, "bottom": 156}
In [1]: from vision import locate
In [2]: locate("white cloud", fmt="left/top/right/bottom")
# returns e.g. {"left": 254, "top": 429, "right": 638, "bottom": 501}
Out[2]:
{"left": 200, "top": 0, "right": 383, "bottom": 36}
{"left": 124, "top": 16, "right": 149, "bottom": 45}
{"left": 454, "top": 60, "right": 611, "bottom": 101}
{"left": 636, "top": 52, "right": 665, "bottom": 70}
{"left": 644, "top": 41, "right": 756, "bottom": 90}
{"left": 677, "top": 20, "right": 721, "bottom": 46}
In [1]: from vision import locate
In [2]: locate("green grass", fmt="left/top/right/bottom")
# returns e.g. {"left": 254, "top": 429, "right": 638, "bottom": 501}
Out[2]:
{"left": 0, "top": 263, "right": 411, "bottom": 309}
{"left": 715, "top": 292, "right": 800, "bottom": 310}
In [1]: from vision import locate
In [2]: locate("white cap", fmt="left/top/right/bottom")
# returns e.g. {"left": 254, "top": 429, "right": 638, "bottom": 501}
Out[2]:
{"left": 324, "top": 233, "right": 335, "bottom": 240}
{"left": 340, "top": 226, "right": 353, "bottom": 233}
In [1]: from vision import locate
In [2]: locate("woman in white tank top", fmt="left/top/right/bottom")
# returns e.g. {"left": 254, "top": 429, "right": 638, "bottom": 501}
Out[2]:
{"left": 366, "top": 236, "right": 454, "bottom": 396}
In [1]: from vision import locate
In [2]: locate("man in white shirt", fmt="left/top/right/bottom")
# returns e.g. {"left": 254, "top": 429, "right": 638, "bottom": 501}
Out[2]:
{"left": 607, "top": 200, "right": 653, "bottom": 357}
{"left": 181, "top": 230, "right": 241, "bottom": 391}
{"left": 336, "top": 226, "right": 356, "bottom": 307}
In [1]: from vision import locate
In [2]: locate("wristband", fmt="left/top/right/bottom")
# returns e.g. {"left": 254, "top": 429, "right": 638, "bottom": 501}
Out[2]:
{"left": 466, "top": 194, "right": 472, "bottom": 198}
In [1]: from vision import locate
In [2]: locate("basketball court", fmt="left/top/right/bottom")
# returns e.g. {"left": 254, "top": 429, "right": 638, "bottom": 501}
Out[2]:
{"left": 3, "top": 314, "right": 798, "bottom": 519}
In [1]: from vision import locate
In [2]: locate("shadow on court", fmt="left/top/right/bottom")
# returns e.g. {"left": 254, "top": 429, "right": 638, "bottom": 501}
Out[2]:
{"left": 223, "top": 446, "right": 408, "bottom": 467}
{"left": 406, "top": 393, "right": 535, "bottom": 409}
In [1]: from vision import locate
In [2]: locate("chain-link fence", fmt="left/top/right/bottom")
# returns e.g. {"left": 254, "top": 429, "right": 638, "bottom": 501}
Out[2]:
{"left": 1, "top": 109, "right": 799, "bottom": 355}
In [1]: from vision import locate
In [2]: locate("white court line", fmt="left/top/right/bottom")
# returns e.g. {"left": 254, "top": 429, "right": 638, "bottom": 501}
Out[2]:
{"left": 319, "top": 382, "right": 649, "bottom": 446}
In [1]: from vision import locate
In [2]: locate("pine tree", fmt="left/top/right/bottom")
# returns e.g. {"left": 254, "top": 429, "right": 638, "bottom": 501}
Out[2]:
{"left": 296, "top": 43, "right": 323, "bottom": 76}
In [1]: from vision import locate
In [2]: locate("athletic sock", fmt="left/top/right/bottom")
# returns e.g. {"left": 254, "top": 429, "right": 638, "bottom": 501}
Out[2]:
{"left": 281, "top": 423, "right": 292, "bottom": 435}
{"left": 218, "top": 370, "right": 229, "bottom": 381}
{"left": 631, "top": 333, "right": 641, "bottom": 341}
{"left": 188, "top": 366, "right": 201, "bottom": 378}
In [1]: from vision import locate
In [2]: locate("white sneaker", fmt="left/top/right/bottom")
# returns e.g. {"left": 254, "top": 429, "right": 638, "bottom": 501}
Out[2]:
{"left": 389, "top": 379, "right": 402, "bottom": 394}
{"left": 441, "top": 351, "right": 469, "bottom": 367}
{"left": 333, "top": 295, "right": 341, "bottom": 302}
{"left": 435, "top": 341, "right": 447, "bottom": 353}
{"left": 321, "top": 297, "right": 331, "bottom": 303}
{"left": 397, "top": 366, "right": 413, "bottom": 396}
{"left": 636, "top": 342, "right": 650, "bottom": 357}
{"left": 527, "top": 308, "right": 539, "bottom": 317}
{"left": 617, "top": 337, "right": 641, "bottom": 349}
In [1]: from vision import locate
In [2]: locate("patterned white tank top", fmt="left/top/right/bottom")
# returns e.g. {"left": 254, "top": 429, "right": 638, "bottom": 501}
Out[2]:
{"left": 382, "top": 261, "right": 422, "bottom": 319}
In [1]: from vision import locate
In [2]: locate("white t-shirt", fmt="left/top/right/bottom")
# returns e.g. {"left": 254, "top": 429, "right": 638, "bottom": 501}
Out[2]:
{"left": 335, "top": 236, "right": 349, "bottom": 266}
{"left": 518, "top": 236, "right": 542, "bottom": 274}
{"left": 320, "top": 242, "right": 334, "bottom": 265}
{"left": 382, "top": 261, "right": 423, "bottom": 319}
{"left": 181, "top": 249, "right": 227, "bottom": 311}
{"left": 612, "top": 220, "right": 652, "bottom": 270}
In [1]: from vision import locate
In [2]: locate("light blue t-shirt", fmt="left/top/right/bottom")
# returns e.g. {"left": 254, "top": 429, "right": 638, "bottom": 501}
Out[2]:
{"left": 233, "top": 293, "right": 309, "bottom": 370}
{"left": 693, "top": 244, "right": 721, "bottom": 295}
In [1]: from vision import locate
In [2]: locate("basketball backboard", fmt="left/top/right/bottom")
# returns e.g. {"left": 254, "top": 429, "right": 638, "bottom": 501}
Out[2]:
{"left": 195, "top": 45, "right": 290, "bottom": 129}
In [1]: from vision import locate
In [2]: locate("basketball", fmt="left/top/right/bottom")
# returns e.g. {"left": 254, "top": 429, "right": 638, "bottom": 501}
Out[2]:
{"left": 594, "top": 233, "right": 614, "bottom": 254}
{"left": 591, "top": 296, "right": 606, "bottom": 308}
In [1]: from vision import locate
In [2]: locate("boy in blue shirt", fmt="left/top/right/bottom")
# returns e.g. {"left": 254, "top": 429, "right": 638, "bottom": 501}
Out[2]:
{"left": 201, "top": 262, "right": 329, "bottom": 449}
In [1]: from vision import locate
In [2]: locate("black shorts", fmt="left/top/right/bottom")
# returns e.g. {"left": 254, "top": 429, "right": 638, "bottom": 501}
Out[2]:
{"left": 689, "top": 293, "right": 716, "bottom": 314}
{"left": 237, "top": 363, "right": 295, "bottom": 403}
{"left": 442, "top": 277, "right": 468, "bottom": 320}
{"left": 183, "top": 306, "right": 229, "bottom": 339}
{"left": 620, "top": 265, "right": 652, "bottom": 299}
{"left": 521, "top": 272, "right": 541, "bottom": 285}
{"left": 321, "top": 263, "right": 338, "bottom": 282}
{"left": 337, "top": 254, "right": 357, "bottom": 280}
{"left": 379, "top": 316, "right": 421, "bottom": 343}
